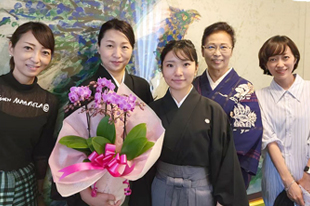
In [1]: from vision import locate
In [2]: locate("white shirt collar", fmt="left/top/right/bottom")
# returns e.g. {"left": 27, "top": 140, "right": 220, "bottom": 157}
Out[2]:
{"left": 206, "top": 67, "right": 233, "bottom": 90}
{"left": 170, "top": 85, "right": 193, "bottom": 108}
{"left": 101, "top": 63, "right": 125, "bottom": 87}
{"left": 270, "top": 74, "right": 304, "bottom": 103}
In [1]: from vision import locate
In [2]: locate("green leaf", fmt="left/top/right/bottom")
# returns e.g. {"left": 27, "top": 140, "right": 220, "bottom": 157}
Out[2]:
{"left": 92, "top": 136, "right": 111, "bottom": 154}
{"left": 124, "top": 123, "right": 147, "bottom": 143}
{"left": 121, "top": 137, "right": 148, "bottom": 160}
{"left": 96, "top": 116, "right": 116, "bottom": 144}
{"left": 86, "top": 138, "right": 95, "bottom": 152}
{"left": 136, "top": 141, "right": 155, "bottom": 157}
{"left": 59, "top": 135, "right": 88, "bottom": 149}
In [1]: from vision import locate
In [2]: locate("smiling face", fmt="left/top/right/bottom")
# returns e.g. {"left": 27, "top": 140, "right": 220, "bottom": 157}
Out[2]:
{"left": 162, "top": 50, "right": 197, "bottom": 98}
{"left": 98, "top": 29, "right": 133, "bottom": 77}
{"left": 9, "top": 31, "right": 52, "bottom": 84}
{"left": 202, "top": 31, "right": 233, "bottom": 76}
{"left": 266, "top": 46, "right": 296, "bottom": 86}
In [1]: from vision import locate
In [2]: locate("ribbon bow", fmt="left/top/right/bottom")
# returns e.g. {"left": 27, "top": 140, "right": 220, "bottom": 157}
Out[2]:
{"left": 59, "top": 143, "right": 134, "bottom": 180}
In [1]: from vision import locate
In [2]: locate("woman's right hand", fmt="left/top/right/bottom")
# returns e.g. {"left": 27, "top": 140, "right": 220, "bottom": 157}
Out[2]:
{"left": 286, "top": 182, "right": 305, "bottom": 206}
{"left": 80, "top": 187, "right": 121, "bottom": 206}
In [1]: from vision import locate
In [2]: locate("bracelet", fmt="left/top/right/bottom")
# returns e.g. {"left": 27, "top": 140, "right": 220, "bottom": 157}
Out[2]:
{"left": 285, "top": 180, "right": 296, "bottom": 192}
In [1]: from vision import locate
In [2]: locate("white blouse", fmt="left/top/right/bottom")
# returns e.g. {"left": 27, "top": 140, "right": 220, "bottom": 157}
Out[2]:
{"left": 256, "top": 74, "right": 310, "bottom": 206}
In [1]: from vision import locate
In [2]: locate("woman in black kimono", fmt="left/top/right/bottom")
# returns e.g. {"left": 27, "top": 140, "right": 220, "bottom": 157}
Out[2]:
{"left": 51, "top": 18, "right": 153, "bottom": 206}
{"left": 130, "top": 40, "right": 248, "bottom": 206}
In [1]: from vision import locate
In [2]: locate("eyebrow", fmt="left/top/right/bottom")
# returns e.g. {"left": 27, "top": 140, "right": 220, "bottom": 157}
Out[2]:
{"left": 105, "top": 39, "right": 130, "bottom": 44}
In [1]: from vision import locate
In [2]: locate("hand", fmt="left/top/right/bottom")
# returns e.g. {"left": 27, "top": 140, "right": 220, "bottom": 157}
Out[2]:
{"left": 286, "top": 181, "right": 305, "bottom": 206}
{"left": 298, "top": 172, "right": 310, "bottom": 193}
{"left": 80, "top": 187, "right": 122, "bottom": 206}
{"left": 216, "top": 202, "right": 223, "bottom": 206}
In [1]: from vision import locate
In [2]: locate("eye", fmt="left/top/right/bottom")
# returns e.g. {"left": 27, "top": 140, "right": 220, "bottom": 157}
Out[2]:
{"left": 166, "top": 63, "right": 174, "bottom": 68}
{"left": 42, "top": 50, "right": 51, "bottom": 56}
{"left": 184, "top": 62, "right": 191, "bottom": 67}
{"left": 24, "top": 46, "right": 32, "bottom": 51}
{"left": 106, "top": 44, "right": 113, "bottom": 48}
{"left": 206, "top": 45, "right": 215, "bottom": 50}
{"left": 122, "top": 45, "right": 130, "bottom": 49}
{"left": 268, "top": 57, "right": 277, "bottom": 62}
{"left": 283, "top": 55, "right": 290, "bottom": 60}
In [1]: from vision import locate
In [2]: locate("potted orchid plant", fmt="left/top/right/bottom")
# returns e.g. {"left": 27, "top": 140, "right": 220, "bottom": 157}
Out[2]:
{"left": 49, "top": 78, "right": 165, "bottom": 204}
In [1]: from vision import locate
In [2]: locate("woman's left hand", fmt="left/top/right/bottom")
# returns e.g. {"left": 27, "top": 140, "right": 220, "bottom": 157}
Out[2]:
{"left": 298, "top": 172, "right": 310, "bottom": 193}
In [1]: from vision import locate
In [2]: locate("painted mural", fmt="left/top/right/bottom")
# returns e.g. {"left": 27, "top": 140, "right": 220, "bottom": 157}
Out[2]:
{"left": 0, "top": 0, "right": 262, "bottom": 204}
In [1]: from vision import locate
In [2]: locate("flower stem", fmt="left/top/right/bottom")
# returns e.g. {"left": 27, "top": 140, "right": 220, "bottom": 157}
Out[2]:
{"left": 123, "top": 113, "right": 127, "bottom": 141}
{"left": 85, "top": 104, "right": 91, "bottom": 138}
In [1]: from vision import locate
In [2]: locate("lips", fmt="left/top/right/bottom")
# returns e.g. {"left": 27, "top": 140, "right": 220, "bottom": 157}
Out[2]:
{"left": 212, "top": 59, "right": 223, "bottom": 64}
{"left": 26, "top": 64, "right": 40, "bottom": 71}
{"left": 111, "top": 61, "right": 122, "bottom": 66}
{"left": 172, "top": 79, "right": 185, "bottom": 83}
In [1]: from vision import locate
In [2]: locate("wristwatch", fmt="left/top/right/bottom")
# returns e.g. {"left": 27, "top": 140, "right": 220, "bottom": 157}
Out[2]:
{"left": 304, "top": 166, "right": 310, "bottom": 174}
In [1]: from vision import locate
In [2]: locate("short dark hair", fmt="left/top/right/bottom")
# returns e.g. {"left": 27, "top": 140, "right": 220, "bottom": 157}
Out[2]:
{"left": 98, "top": 18, "right": 135, "bottom": 48}
{"left": 201, "top": 22, "right": 236, "bottom": 49}
{"left": 160, "top": 39, "right": 198, "bottom": 70}
{"left": 258, "top": 35, "right": 300, "bottom": 75}
{"left": 9, "top": 21, "right": 55, "bottom": 71}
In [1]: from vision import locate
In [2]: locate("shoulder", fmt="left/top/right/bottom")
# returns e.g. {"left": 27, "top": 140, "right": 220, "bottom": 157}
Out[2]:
{"left": 36, "top": 84, "right": 59, "bottom": 107}
{"left": 129, "top": 74, "right": 151, "bottom": 87}
{"left": 149, "top": 98, "right": 162, "bottom": 110}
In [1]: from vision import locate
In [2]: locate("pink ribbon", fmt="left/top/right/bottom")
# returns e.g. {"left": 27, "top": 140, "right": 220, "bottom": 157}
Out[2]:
{"left": 59, "top": 143, "right": 135, "bottom": 180}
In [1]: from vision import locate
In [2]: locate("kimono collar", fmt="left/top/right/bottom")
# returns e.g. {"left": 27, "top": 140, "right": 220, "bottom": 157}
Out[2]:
{"left": 169, "top": 85, "right": 193, "bottom": 108}
{"left": 3, "top": 71, "right": 38, "bottom": 91}
{"left": 206, "top": 67, "right": 233, "bottom": 90}
{"left": 269, "top": 74, "right": 304, "bottom": 103}
{"left": 100, "top": 63, "right": 125, "bottom": 88}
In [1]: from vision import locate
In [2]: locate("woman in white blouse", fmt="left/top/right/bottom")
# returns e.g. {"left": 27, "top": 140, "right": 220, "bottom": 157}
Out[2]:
{"left": 256, "top": 35, "right": 310, "bottom": 206}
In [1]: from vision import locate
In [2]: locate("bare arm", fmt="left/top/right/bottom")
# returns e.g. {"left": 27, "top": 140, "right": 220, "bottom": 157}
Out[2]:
{"left": 268, "top": 142, "right": 304, "bottom": 206}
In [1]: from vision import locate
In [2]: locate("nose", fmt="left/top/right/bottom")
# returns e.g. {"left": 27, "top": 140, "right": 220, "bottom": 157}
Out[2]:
{"left": 112, "top": 47, "right": 121, "bottom": 58}
{"left": 31, "top": 51, "right": 40, "bottom": 63}
{"left": 175, "top": 66, "right": 183, "bottom": 76}
{"left": 213, "top": 47, "right": 221, "bottom": 56}
{"left": 276, "top": 59, "right": 284, "bottom": 67}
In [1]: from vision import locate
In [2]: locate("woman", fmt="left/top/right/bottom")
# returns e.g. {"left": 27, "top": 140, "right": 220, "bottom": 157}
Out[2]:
{"left": 193, "top": 22, "right": 262, "bottom": 187}
{"left": 0, "top": 22, "right": 58, "bottom": 205}
{"left": 130, "top": 40, "right": 248, "bottom": 206}
{"left": 256, "top": 35, "right": 310, "bottom": 206}
{"left": 51, "top": 18, "right": 153, "bottom": 206}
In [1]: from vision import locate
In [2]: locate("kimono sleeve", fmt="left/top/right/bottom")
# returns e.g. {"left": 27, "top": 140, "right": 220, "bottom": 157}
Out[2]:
{"left": 209, "top": 106, "right": 249, "bottom": 206}
{"left": 230, "top": 91, "right": 262, "bottom": 177}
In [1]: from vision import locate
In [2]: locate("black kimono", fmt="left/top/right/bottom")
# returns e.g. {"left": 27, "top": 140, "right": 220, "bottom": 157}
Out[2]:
{"left": 51, "top": 65, "right": 153, "bottom": 206}
{"left": 130, "top": 88, "right": 248, "bottom": 206}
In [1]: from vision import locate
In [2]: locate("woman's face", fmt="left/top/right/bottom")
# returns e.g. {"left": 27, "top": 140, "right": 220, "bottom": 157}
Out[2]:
{"left": 98, "top": 29, "right": 133, "bottom": 76}
{"left": 9, "top": 31, "right": 52, "bottom": 84}
{"left": 202, "top": 31, "right": 233, "bottom": 74}
{"left": 162, "top": 50, "right": 197, "bottom": 95}
{"left": 266, "top": 46, "right": 296, "bottom": 83}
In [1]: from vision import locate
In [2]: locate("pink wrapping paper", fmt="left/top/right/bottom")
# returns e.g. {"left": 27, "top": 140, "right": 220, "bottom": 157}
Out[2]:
{"left": 49, "top": 83, "right": 165, "bottom": 204}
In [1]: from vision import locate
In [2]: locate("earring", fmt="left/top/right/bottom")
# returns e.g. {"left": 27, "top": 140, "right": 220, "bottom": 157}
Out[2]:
{"left": 9, "top": 54, "right": 12, "bottom": 57}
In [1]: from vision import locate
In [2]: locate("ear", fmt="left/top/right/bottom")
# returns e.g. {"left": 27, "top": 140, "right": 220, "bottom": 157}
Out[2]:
{"left": 195, "top": 64, "right": 198, "bottom": 76}
{"left": 8, "top": 41, "right": 14, "bottom": 56}
{"left": 97, "top": 43, "right": 100, "bottom": 54}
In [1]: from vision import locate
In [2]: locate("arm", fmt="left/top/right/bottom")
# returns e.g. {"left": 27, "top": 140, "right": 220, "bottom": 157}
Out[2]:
{"left": 267, "top": 142, "right": 304, "bottom": 206}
